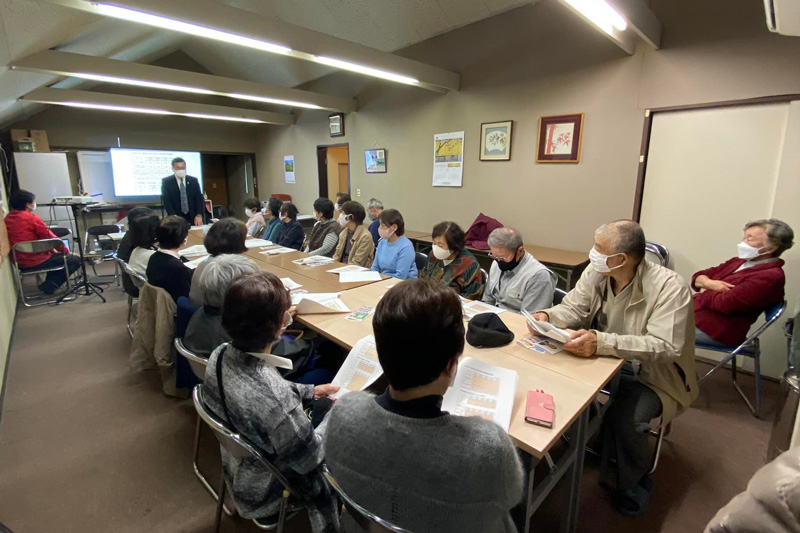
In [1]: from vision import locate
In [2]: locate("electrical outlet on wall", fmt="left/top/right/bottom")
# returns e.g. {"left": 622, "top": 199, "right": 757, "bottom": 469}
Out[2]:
{"left": 356, "top": 189, "right": 361, "bottom": 197}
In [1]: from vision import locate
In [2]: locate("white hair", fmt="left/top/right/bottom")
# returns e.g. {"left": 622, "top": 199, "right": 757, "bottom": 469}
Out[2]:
{"left": 367, "top": 198, "right": 384, "bottom": 210}
{"left": 487, "top": 227, "right": 523, "bottom": 251}
{"left": 199, "top": 254, "right": 260, "bottom": 307}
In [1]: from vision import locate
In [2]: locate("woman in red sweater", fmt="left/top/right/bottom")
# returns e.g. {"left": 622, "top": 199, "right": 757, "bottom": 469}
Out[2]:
{"left": 693, "top": 219, "right": 793, "bottom": 347}
{"left": 5, "top": 190, "right": 82, "bottom": 294}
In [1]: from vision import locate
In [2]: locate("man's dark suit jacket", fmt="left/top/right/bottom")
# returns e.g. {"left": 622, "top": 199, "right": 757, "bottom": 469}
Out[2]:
{"left": 161, "top": 175, "right": 204, "bottom": 223}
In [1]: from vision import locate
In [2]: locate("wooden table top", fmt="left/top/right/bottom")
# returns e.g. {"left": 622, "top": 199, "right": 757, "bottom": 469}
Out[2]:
{"left": 253, "top": 249, "right": 387, "bottom": 290}
{"left": 413, "top": 235, "right": 589, "bottom": 268}
{"left": 403, "top": 230, "right": 432, "bottom": 241}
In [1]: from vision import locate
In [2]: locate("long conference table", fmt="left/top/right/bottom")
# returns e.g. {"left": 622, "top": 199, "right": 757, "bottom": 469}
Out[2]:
{"left": 183, "top": 228, "right": 622, "bottom": 533}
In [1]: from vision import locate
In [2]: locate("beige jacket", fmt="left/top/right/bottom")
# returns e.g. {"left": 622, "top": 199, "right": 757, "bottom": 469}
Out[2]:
{"left": 333, "top": 224, "right": 375, "bottom": 268}
{"left": 705, "top": 446, "right": 800, "bottom": 533}
{"left": 541, "top": 260, "right": 698, "bottom": 423}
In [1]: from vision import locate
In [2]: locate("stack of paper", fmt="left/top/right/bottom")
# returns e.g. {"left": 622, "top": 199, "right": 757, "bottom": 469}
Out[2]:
{"left": 330, "top": 335, "right": 383, "bottom": 399}
{"left": 178, "top": 244, "right": 207, "bottom": 257}
{"left": 292, "top": 256, "right": 335, "bottom": 266}
{"left": 339, "top": 271, "right": 382, "bottom": 283}
{"left": 293, "top": 293, "right": 351, "bottom": 314}
{"left": 259, "top": 247, "right": 296, "bottom": 255}
{"left": 184, "top": 255, "right": 210, "bottom": 270}
{"left": 281, "top": 277, "right": 302, "bottom": 290}
{"left": 522, "top": 310, "right": 571, "bottom": 343}
{"left": 461, "top": 299, "right": 506, "bottom": 320}
{"left": 442, "top": 357, "right": 518, "bottom": 431}
{"left": 327, "top": 265, "right": 368, "bottom": 274}
{"left": 244, "top": 239, "right": 273, "bottom": 248}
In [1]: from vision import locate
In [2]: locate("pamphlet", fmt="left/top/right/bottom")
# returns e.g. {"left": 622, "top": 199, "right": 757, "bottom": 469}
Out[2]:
{"left": 461, "top": 298, "right": 506, "bottom": 320}
{"left": 339, "top": 271, "right": 382, "bottom": 283}
{"left": 442, "top": 357, "right": 518, "bottom": 431}
{"left": 259, "top": 247, "right": 296, "bottom": 255}
{"left": 345, "top": 305, "right": 375, "bottom": 322}
{"left": 522, "top": 310, "right": 571, "bottom": 343}
{"left": 330, "top": 335, "right": 383, "bottom": 399}
{"left": 327, "top": 265, "right": 368, "bottom": 274}
{"left": 517, "top": 335, "right": 563, "bottom": 354}
{"left": 178, "top": 244, "right": 207, "bottom": 257}
{"left": 244, "top": 239, "right": 273, "bottom": 248}
{"left": 294, "top": 293, "right": 351, "bottom": 314}
{"left": 292, "top": 256, "right": 334, "bottom": 266}
{"left": 281, "top": 277, "right": 302, "bottom": 291}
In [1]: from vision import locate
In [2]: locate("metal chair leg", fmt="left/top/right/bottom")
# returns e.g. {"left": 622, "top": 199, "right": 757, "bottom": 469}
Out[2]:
{"left": 214, "top": 472, "right": 226, "bottom": 533}
{"left": 648, "top": 423, "right": 666, "bottom": 475}
{"left": 127, "top": 295, "right": 134, "bottom": 338}
{"left": 193, "top": 416, "right": 235, "bottom": 516}
{"left": 755, "top": 352, "right": 762, "bottom": 416}
{"left": 277, "top": 490, "right": 290, "bottom": 533}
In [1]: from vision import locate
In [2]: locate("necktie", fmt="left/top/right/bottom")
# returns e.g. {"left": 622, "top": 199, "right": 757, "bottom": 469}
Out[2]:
{"left": 179, "top": 178, "right": 189, "bottom": 214}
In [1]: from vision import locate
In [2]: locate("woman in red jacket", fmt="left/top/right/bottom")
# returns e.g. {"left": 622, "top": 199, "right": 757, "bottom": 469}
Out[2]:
{"left": 693, "top": 219, "right": 794, "bottom": 347}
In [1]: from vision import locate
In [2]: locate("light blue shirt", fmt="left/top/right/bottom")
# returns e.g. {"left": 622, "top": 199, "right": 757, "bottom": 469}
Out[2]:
{"left": 371, "top": 235, "right": 418, "bottom": 280}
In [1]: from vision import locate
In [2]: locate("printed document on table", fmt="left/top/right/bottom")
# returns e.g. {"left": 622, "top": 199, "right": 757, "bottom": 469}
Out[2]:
{"left": 293, "top": 256, "right": 334, "bottom": 265}
{"left": 461, "top": 298, "right": 506, "bottom": 319}
{"left": 244, "top": 239, "right": 273, "bottom": 248}
{"left": 339, "top": 271, "right": 382, "bottom": 283}
{"left": 178, "top": 244, "right": 207, "bottom": 257}
{"left": 330, "top": 335, "right": 382, "bottom": 399}
{"left": 260, "top": 247, "right": 295, "bottom": 255}
{"left": 442, "top": 357, "right": 518, "bottom": 431}
{"left": 522, "top": 310, "right": 571, "bottom": 343}
{"left": 327, "top": 265, "right": 368, "bottom": 274}
{"left": 184, "top": 255, "right": 210, "bottom": 270}
{"left": 294, "top": 293, "right": 351, "bottom": 314}
{"left": 281, "top": 277, "right": 302, "bottom": 290}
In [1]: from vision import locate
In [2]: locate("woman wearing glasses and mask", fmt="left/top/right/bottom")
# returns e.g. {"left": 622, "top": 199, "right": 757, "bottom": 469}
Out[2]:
{"left": 420, "top": 221, "right": 484, "bottom": 300}
{"left": 482, "top": 227, "right": 556, "bottom": 313}
{"left": 202, "top": 272, "right": 340, "bottom": 533}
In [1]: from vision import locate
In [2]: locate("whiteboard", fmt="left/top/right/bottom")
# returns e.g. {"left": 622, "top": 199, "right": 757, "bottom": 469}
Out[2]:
{"left": 13, "top": 152, "right": 72, "bottom": 226}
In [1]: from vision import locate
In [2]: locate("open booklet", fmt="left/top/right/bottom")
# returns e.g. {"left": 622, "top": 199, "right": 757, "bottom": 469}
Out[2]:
{"left": 292, "top": 292, "right": 351, "bottom": 314}
{"left": 442, "top": 357, "right": 518, "bottom": 431}
{"left": 244, "top": 239, "right": 273, "bottom": 249}
{"left": 460, "top": 298, "right": 506, "bottom": 320}
{"left": 292, "top": 256, "right": 334, "bottom": 266}
{"left": 178, "top": 244, "right": 207, "bottom": 257}
{"left": 521, "top": 310, "right": 572, "bottom": 343}
{"left": 330, "top": 335, "right": 383, "bottom": 399}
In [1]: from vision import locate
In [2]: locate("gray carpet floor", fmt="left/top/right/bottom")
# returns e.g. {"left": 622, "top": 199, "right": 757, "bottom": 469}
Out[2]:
{"left": 0, "top": 277, "right": 783, "bottom": 532}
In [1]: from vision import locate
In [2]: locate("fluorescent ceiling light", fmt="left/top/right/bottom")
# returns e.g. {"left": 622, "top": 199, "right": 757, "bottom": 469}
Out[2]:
{"left": 92, "top": 3, "right": 292, "bottom": 55}
{"left": 62, "top": 101, "right": 171, "bottom": 114}
{"left": 184, "top": 113, "right": 264, "bottom": 124}
{"left": 314, "top": 56, "right": 419, "bottom": 86}
{"left": 57, "top": 101, "right": 265, "bottom": 123}
{"left": 76, "top": 72, "right": 215, "bottom": 94}
{"left": 564, "top": 0, "right": 627, "bottom": 35}
{"left": 229, "top": 93, "right": 322, "bottom": 110}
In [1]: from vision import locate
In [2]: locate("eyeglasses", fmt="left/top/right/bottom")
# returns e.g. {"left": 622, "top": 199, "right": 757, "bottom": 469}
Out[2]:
{"left": 488, "top": 251, "right": 514, "bottom": 262}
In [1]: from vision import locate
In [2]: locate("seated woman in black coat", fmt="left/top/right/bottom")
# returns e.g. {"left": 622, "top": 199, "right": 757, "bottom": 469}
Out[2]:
{"left": 276, "top": 202, "right": 305, "bottom": 250}
{"left": 146, "top": 215, "right": 193, "bottom": 303}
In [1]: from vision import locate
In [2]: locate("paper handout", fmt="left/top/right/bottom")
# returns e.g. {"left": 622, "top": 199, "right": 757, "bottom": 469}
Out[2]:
{"left": 461, "top": 298, "right": 506, "bottom": 320}
{"left": 522, "top": 310, "right": 571, "bottom": 343}
{"left": 327, "top": 265, "right": 368, "bottom": 274}
{"left": 184, "top": 255, "right": 210, "bottom": 270}
{"left": 293, "top": 256, "right": 334, "bottom": 266}
{"left": 442, "top": 357, "right": 518, "bottom": 431}
{"left": 260, "top": 247, "right": 296, "bottom": 255}
{"left": 294, "top": 293, "right": 351, "bottom": 314}
{"left": 281, "top": 277, "right": 302, "bottom": 291}
{"left": 244, "top": 239, "right": 273, "bottom": 248}
{"left": 339, "top": 270, "right": 382, "bottom": 283}
{"left": 330, "top": 335, "right": 383, "bottom": 399}
{"left": 178, "top": 244, "right": 207, "bottom": 257}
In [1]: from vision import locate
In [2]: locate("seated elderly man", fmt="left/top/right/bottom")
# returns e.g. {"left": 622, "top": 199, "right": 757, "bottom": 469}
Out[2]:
{"left": 184, "top": 254, "right": 260, "bottom": 357}
{"left": 693, "top": 219, "right": 794, "bottom": 348}
{"left": 483, "top": 227, "right": 557, "bottom": 313}
{"left": 367, "top": 198, "right": 384, "bottom": 246}
{"left": 529, "top": 220, "right": 697, "bottom": 517}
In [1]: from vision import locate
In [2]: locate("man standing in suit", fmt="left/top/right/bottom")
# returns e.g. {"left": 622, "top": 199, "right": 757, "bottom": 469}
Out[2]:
{"left": 161, "top": 157, "right": 204, "bottom": 226}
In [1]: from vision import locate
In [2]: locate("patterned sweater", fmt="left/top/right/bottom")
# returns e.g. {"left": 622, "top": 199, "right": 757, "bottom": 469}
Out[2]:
{"left": 421, "top": 248, "right": 484, "bottom": 300}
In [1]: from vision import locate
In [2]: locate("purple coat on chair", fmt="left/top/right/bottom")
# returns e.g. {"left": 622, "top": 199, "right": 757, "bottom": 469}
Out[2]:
{"left": 465, "top": 213, "right": 503, "bottom": 250}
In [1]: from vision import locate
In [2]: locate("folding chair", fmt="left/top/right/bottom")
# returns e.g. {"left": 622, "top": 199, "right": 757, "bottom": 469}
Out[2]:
{"left": 553, "top": 288, "right": 568, "bottom": 305}
{"left": 11, "top": 238, "right": 75, "bottom": 307}
{"left": 84, "top": 224, "right": 121, "bottom": 284}
{"left": 480, "top": 268, "right": 488, "bottom": 285}
{"left": 193, "top": 385, "right": 304, "bottom": 533}
{"left": 322, "top": 465, "right": 412, "bottom": 533}
{"left": 414, "top": 252, "right": 427, "bottom": 273}
{"left": 119, "top": 260, "right": 147, "bottom": 338}
{"left": 697, "top": 300, "right": 787, "bottom": 417}
{"left": 645, "top": 241, "right": 670, "bottom": 268}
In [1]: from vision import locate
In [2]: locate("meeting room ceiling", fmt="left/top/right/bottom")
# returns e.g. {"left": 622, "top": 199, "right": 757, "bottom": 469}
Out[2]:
{"left": 0, "top": 0, "right": 540, "bottom": 129}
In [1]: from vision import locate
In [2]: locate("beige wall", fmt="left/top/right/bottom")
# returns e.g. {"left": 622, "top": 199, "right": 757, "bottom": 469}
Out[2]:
{"left": 0, "top": 173, "right": 17, "bottom": 401}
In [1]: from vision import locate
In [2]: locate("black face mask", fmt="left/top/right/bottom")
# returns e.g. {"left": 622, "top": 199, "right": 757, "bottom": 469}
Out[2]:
{"left": 496, "top": 251, "right": 522, "bottom": 272}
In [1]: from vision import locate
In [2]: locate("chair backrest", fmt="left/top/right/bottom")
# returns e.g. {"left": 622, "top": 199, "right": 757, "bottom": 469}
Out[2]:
{"left": 192, "top": 385, "right": 301, "bottom": 499}
{"left": 87, "top": 224, "right": 122, "bottom": 236}
{"left": 645, "top": 242, "right": 670, "bottom": 268}
{"left": 122, "top": 261, "right": 147, "bottom": 286}
{"left": 414, "top": 252, "right": 427, "bottom": 272}
{"left": 321, "top": 465, "right": 412, "bottom": 533}
{"left": 553, "top": 288, "right": 568, "bottom": 306}
{"left": 12, "top": 237, "right": 63, "bottom": 255}
{"left": 174, "top": 338, "right": 208, "bottom": 380}
{"left": 480, "top": 268, "right": 488, "bottom": 285}
{"left": 49, "top": 226, "right": 71, "bottom": 238}
{"left": 735, "top": 300, "right": 788, "bottom": 354}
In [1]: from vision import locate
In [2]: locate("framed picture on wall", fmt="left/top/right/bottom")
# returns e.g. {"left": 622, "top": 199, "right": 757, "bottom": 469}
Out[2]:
{"left": 480, "top": 120, "right": 513, "bottom": 161}
{"left": 364, "top": 148, "right": 387, "bottom": 173}
{"left": 329, "top": 113, "right": 345, "bottom": 137}
{"left": 536, "top": 113, "right": 584, "bottom": 163}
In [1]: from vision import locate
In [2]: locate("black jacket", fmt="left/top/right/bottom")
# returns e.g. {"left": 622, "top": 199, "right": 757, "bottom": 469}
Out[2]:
{"left": 146, "top": 251, "right": 193, "bottom": 303}
{"left": 161, "top": 175, "right": 204, "bottom": 221}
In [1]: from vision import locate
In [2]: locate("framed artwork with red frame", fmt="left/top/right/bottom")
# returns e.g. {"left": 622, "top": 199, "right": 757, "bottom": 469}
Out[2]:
{"left": 536, "top": 113, "right": 584, "bottom": 163}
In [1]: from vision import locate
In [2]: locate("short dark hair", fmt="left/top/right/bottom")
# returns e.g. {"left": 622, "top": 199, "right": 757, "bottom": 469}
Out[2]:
{"left": 313, "top": 197, "right": 334, "bottom": 220}
{"left": 432, "top": 221, "right": 466, "bottom": 252}
{"left": 379, "top": 208, "right": 405, "bottom": 236}
{"left": 129, "top": 212, "right": 159, "bottom": 249}
{"left": 204, "top": 217, "right": 247, "bottom": 255}
{"left": 336, "top": 193, "right": 351, "bottom": 205}
{"left": 126, "top": 206, "right": 155, "bottom": 223}
{"left": 266, "top": 197, "right": 282, "bottom": 217}
{"left": 10, "top": 190, "right": 35, "bottom": 211}
{"left": 171, "top": 157, "right": 186, "bottom": 168}
{"left": 243, "top": 198, "right": 261, "bottom": 211}
{"left": 341, "top": 200, "right": 366, "bottom": 225}
{"left": 222, "top": 272, "right": 290, "bottom": 352}
{"left": 156, "top": 216, "right": 190, "bottom": 249}
{"left": 280, "top": 202, "right": 298, "bottom": 220}
{"left": 374, "top": 279, "right": 465, "bottom": 390}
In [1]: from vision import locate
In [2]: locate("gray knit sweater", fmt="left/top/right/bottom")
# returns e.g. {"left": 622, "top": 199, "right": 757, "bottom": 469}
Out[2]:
{"left": 324, "top": 392, "right": 525, "bottom": 532}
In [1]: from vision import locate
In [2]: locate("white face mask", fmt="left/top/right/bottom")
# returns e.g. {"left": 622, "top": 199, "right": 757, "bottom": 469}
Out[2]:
{"left": 248, "top": 209, "right": 258, "bottom": 218}
{"left": 589, "top": 247, "right": 623, "bottom": 273}
{"left": 378, "top": 226, "right": 394, "bottom": 240}
{"left": 174, "top": 169, "right": 187, "bottom": 179}
{"left": 432, "top": 244, "right": 450, "bottom": 260}
{"left": 337, "top": 213, "right": 349, "bottom": 226}
{"left": 737, "top": 241, "right": 762, "bottom": 260}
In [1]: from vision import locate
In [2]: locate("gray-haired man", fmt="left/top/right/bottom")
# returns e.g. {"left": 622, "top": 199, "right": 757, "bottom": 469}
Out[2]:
{"left": 482, "top": 227, "right": 556, "bottom": 313}
{"left": 367, "top": 198, "right": 384, "bottom": 246}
